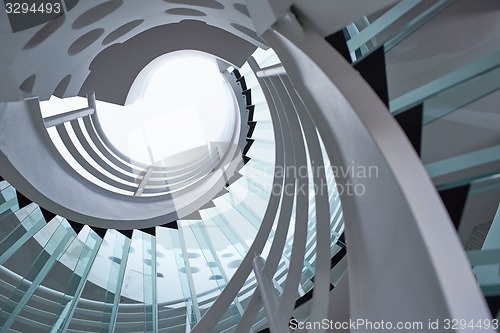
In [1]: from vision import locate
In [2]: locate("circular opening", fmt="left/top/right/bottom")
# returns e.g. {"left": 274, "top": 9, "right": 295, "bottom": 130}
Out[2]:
{"left": 97, "top": 50, "right": 237, "bottom": 166}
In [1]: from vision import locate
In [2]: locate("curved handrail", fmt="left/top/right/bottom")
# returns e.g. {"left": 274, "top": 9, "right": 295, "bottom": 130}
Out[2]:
{"left": 262, "top": 11, "right": 491, "bottom": 328}
{"left": 191, "top": 58, "right": 287, "bottom": 333}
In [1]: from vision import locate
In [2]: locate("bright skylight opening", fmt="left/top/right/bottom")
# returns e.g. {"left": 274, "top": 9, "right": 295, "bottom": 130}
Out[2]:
{"left": 98, "top": 50, "right": 236, "bottom": 165}
{"left": 41, "top": 51, "right": 237, "bottom": 167}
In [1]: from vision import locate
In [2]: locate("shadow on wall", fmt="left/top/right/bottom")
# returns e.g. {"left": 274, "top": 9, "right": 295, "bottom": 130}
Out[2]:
{"left": 79, "top": 20, "right": 257, "bottom": 105}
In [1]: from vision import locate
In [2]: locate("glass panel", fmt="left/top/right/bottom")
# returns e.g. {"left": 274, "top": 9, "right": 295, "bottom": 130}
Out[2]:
{"left": 0, "top": 203, "right": 36, "bottom": 242}
{"left": 239, "top": 167, "right": 273, "bottom": 201}
{"left": 426, "top": 145, "right": 500, "bottom": 180}
{"left": 70, "top": 230, "right": 131, "bottom": 333}
{"left": 472, "top": 204, "right": 500, "bottom": 296}
{"left": 347, "top": 0, "right": 453, "bottom": 62}
{"left": 222, "top": 180, "right": 283, "bottom": 263}
{"left": 42, "top": 226, "right": 102, "bottom": 332}
{"left": 436, "top": 172, "right": 500, "bottom": 194}
{"left": 347, "top": 0, "right": 422, "bottom": 54}
{"left": 178, "top": 222, "right": 220, "bottom": 309}
{"left": 170, "top": 225, "right": 200, "bottom": 328}
{"left": 98, "top": 230, "right": 131, "bottom": 332}
{"left": 189, "top": 220, "right": 242, "bottom": 321}
{"left": 155, "top": 227, "right": 186, "bottom": 331}
{"left": 225, "top": 183, "right": 268, "bottom": 229}
{"left": 0, "top": 218, "right": 76, "bottom": 332}
{"left": 242, "top": 158, "right": 274, "bottom": 177}
{"left": 110, "top": 233, "right": 144, "bottom": 332}
{"left": 392, "top": 51, "right": 500, "bottom": 121}
{"left": 212, "top": 303, "right": 242, "bottom": 333}
{"left": 210, "top": 197, "right": 257, "bottom": 251}
{"left": 422, "top": 67, "right": 500, "bottom": 125}
{"left": 189, "top": 222, "right": 227, "bottom": 292}
{"left": 206, "top": 198, "right": 257, "bottom": 302}
{"left": 235, "top": 175, "right": 270, "bottom": 201}
{"left": 0, "top": 180, "right": 10, "bottom": 191}
{"left": 253, "top": 102, "right": 274, "bottom": 122}
{"left": 0, "top": 184, "right": 18, "bottom": 217}
{"left": 0, "top": 205, "right": 45, "bottom": 265}
{"left": 244, "top": 140, "right": 275, "bottom": 165}
{"left": 199, "top": 210, "right": 246, "bottom": 278}
{"left": 238, "top": 64, "right": 259, "bottom": 92}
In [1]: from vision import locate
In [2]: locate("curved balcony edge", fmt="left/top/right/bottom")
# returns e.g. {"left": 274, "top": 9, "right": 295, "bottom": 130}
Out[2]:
{"left": 0, "top": 98, "right": 242, "bottom": 229}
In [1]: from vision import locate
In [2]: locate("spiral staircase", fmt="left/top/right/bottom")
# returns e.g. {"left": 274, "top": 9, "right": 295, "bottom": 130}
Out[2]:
{"left": 1, "top": 0, "right": 500, "bottom": 332}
